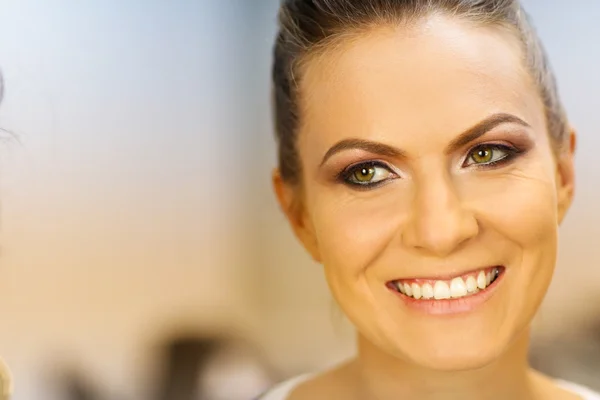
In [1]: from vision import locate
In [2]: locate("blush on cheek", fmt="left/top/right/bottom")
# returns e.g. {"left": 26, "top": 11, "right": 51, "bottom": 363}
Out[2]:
{"left": 469, "top": 178, "right": 558, "bottom": 246}
{"left": 313, "top": 198, "right": 405, "bottom": 277}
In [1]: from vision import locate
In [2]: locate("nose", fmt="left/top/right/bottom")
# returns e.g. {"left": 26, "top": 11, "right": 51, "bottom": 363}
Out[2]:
{"left": 402, "top": 172, "right": 479, "bottom": 257}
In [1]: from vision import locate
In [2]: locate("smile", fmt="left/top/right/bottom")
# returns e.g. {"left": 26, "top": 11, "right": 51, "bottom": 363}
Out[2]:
{"left": 389, "top": 266, "right": 504, "bottom": 301}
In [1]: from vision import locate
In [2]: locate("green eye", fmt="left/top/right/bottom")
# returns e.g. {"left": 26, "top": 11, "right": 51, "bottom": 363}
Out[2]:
{"left": 471, "top": 146, "right": 494, "bottom": 164}
{"left": 343, "top": 162, "right": 395, "bottom": 187}
{"left": 466, "top": 145, "right": 513, "bottom": 166}
{"left": 353, "top": 166, "right": 376, "bottom": 182}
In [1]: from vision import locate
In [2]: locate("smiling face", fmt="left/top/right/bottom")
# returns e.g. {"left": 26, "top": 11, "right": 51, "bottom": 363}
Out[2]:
{"left": 274, "top": 16, "right": 575, "bottom": 371}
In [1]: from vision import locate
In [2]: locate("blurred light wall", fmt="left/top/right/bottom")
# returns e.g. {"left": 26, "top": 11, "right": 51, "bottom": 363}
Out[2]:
{"left": 0, "top": 1, "right": 596, "bottom": 399}
{"left": 0, "top": 1, "right": 260, "bottom": 399}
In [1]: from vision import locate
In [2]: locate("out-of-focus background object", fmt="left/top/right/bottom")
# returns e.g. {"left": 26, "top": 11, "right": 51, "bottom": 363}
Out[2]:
{"left": 0, "top": 1, "right": 597, "bottom": 399}
{"left": 530, "top": 320, "right": 600, "bottom": 390}
{"left": 151, "top": 333, "right": 275, "bottom": 400}
{"left": 53, "top": 332, "right": 275, "bottom": 400}
{"left": 0, "top": 357, "right": 12, "bottom": 400}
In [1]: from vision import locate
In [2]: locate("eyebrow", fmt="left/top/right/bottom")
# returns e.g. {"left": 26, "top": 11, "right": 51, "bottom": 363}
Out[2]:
{"left": 319, "top": 113, "right": 531, "bottom": 165}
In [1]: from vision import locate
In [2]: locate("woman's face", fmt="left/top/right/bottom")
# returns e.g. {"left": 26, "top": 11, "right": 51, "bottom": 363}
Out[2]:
{"left": 275, "top": 16, "right": 575, "bottom": 370}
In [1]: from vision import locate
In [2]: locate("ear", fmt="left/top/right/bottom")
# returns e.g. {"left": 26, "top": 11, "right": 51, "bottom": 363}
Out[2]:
{"left": 272, "top": 169, "right": 322, "bottom": 262}
{"left": 556, "top": 128, "right": 576, "bottom": 224}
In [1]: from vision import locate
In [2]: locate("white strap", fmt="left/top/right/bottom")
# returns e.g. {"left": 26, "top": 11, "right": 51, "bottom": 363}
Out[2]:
{"left": 556, "top": 380, "right": 600, "bottom": 400}
{"left": 258, "top": 374, "right": 312, "bottom": 400}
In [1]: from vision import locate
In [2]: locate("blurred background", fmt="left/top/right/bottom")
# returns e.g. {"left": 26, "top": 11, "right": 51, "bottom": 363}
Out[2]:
{"left": 0, "top": 1, "right": 597, "bottom": 399}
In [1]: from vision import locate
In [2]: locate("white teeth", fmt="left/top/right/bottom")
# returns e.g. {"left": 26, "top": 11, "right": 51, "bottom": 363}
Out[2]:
{"left": 477, "top": 271, "right": 487, "bottom": 289}
{"left": 433, "top": 281, "right": 451, "bottom": 300}
{"left": 394, "top": 268, "right": 500, "bottom": 300}
{"left": 450, "top": 277, "right": 467, "bottom": 298}
{"left": 396, "top": 282, "right": 405, "bottom": 294}
{"left": 422, "top": 283, "right": 434, "bottom": 299}
{"left": 411, "top": 283, "right": 422, "bottom": 299}
{"left": 465, "top": 276, "right": 478, "bottom": 293}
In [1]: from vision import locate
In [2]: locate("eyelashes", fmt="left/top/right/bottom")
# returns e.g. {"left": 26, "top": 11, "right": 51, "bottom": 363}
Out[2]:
{"left": 463, "top": 143, "right": 522, "bottom": 168}
{"left": 338, "top": 143, "right": 524, "bottom": 189}
{"left": 339, "top": 161, "right": 399, "bottom": 189}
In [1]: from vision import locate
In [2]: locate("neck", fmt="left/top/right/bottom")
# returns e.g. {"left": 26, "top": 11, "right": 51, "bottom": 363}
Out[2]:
{"left": 352, "top": 329, "right": 538, "bottom": 400}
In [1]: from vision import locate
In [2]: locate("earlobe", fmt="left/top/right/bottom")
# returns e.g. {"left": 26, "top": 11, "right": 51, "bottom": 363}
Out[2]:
{"left": 272, "top": 169, "right": 322, "bottom": 262}
{"left": 556, "top": 129, "right": 576, "bottom": 224}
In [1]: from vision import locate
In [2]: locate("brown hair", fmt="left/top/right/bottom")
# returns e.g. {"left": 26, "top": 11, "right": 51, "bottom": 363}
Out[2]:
{"left": 272, "top": 0, "right": 568, "bottom": 185}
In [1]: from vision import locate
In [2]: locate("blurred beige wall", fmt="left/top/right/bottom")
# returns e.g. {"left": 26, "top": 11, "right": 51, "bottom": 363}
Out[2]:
{"left": 0, "top": 1, "right": 597, "bottom": 399}
{"left": 0, "top": 2, "right": 261, "bottom": 399}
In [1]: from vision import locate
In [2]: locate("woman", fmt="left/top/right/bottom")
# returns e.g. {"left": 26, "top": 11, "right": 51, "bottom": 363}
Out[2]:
{"left": 262, "top": 0, "right": 599, "bottom": 399}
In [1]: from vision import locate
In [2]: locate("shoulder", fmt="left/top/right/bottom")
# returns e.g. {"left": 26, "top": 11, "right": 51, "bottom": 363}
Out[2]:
{"left": 557, "top": 380, "right": 600, "bottom": 400}
{"left": 255, "top": 374, "right": 312, "bottom": 400}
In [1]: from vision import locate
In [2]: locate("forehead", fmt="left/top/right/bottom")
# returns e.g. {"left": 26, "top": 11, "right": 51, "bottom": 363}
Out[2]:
{"left": 297, "top": 16, "right": 545, "bottom": 156}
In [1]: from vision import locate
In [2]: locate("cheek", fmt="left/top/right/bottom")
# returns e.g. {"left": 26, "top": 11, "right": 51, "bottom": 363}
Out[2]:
{"left": 308, "top": 187, "right": 411, "bottom": 280}
{"left": 461, "top": 166, "right": 559, "bottom": 317}
{"left": 462, "top": 167, "right": 559, "bottom": 248}
{"left": 308, "top": 191, "right": 406, "bottom": 335}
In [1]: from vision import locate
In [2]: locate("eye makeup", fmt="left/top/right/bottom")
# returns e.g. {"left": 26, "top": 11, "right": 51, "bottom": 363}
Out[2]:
{"left": 337, "top": 160, "right": 399, "bottom": 189}
{"left": 320, "top": 124, "right": 536, "bottom": 191}
{"left": 329, "top": 139, "right": 532, "bottom": 190}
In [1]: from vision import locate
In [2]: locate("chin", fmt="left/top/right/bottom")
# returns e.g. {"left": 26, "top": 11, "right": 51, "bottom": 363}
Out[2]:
{"left": 372, "top": 321, "right": 515, "bottom": 372}
{"left": 405, "top": 342, "right": 503, "bottom": 372}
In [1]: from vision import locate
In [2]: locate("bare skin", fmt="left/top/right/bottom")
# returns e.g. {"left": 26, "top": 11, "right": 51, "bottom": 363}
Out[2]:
{"left": 274, "top": 15, "right": 577, "bottom": 400}
{"left": 288, "top": 363, "right": 582, "bottom": 400}
{"left": 287, "top": 334, "right": 581, "bottom": 400}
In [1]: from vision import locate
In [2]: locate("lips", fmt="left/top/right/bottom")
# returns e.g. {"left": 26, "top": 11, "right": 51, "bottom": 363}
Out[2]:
{"left": 389, "top": 266, "right": 503, "bottom": 300}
